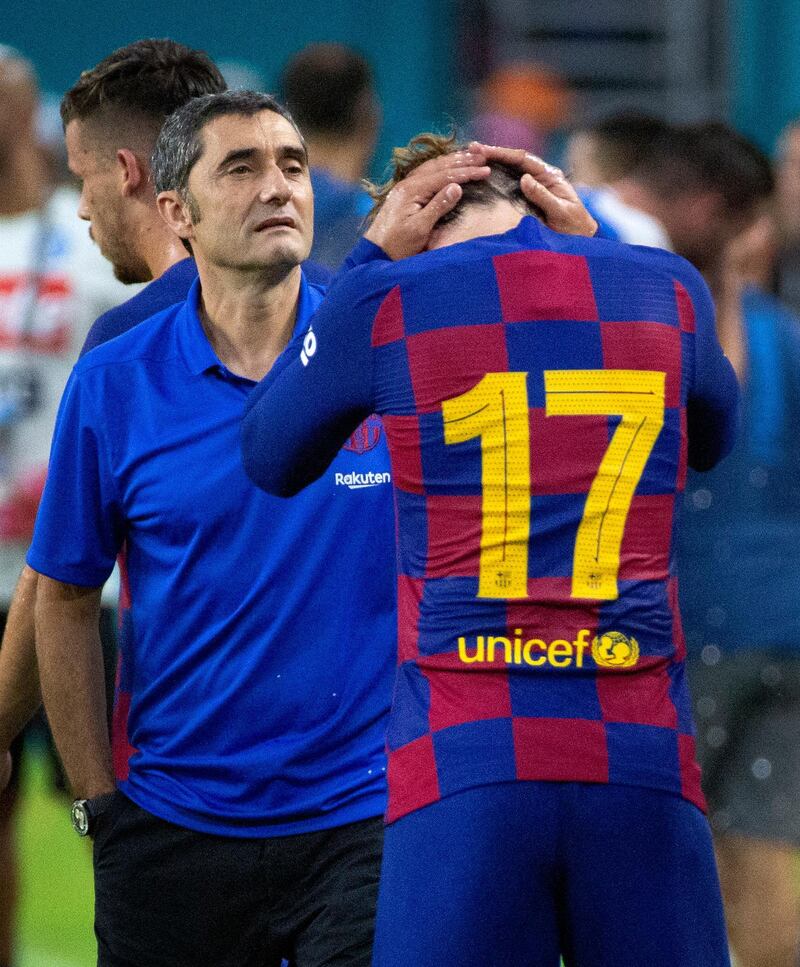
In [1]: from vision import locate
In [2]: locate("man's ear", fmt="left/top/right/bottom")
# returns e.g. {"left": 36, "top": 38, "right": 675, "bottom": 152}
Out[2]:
{"left": 156, "top": 190, "right": 194, "bottom": 245}
{"left": 115, "top": 148, "right": 146, "bottom": 197}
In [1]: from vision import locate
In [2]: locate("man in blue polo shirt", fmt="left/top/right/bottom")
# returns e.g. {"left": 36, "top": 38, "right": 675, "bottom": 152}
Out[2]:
{"left": 27, "top": 90, "right": 393, "bottom": 967}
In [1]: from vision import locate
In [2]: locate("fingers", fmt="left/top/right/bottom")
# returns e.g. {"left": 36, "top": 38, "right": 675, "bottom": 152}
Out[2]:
{"left": 521, "top": 174, "right": 598, "bottom": 237}
{"left": 468, "top": 141, "right": 574, "bottom": 201}
{"left": 523, "top": 168, "right": 581, "bottom": 203}
{"left": 520, "top": 172, "right": 563, "bottom": 219}
{"left": 394, "top": 182, "right": 464, "bottom": 259}
{"left": 365, "top": 180, "right": 465, "bottom": 260}
{"left": 400, "top": 165, "right": 490, "bottom": 204}
{"left": 414, "top": 182, "right": 463, "bottom": 236}
{"left": 468, "top": 141, "right": 564, "bottom": 180}
{"left": 397, "top": 150, "right": 490, "bottom": 202}
{"left": 412, "top": 149, "right": 489, "bottom": 179}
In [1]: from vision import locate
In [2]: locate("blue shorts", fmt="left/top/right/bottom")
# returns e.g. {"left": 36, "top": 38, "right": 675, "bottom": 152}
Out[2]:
{"left": 373, "top": 782, "right": 729, "bottom": 967}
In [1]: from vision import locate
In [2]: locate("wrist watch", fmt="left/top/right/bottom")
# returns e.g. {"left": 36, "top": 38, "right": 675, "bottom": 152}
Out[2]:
{"left": 71, "top": 792, "right": 116, "bottom": 837}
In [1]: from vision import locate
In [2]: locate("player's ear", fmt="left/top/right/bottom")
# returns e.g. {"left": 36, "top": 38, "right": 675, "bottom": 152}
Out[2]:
{"left": 156, "top": 190, "right": 194, "bottom": 245}
{"left": 116, "top": 148, "right": 145, "bottom": 197}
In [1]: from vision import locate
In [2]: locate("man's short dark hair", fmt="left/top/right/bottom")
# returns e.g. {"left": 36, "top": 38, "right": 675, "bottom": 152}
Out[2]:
{"left": 151, "top": 90, "right": 303, "bottom": 196}
{"left": 635, "top": 121, "right": 774, "bottom": 215}
{"left": 573, "top": 111, "right": 671, "bottom": 182}
{"left": 60, "top": 39, "right": 226, "bottom": 137}
{"left": 281, "top": 43, "right": 374, "bottom": 137}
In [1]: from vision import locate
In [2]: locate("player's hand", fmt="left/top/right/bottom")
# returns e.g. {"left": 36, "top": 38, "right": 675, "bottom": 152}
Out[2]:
{"left": 0, "top": 749, "right": 11, "bottom": 793}
{"left": 468, "top": 142, "right": 598, "bottom": 238}
{"left": 364, "top": 150, "right": 491, "bottom": 260}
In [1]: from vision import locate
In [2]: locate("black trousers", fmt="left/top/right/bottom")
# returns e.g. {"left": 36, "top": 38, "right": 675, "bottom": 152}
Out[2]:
{"left": 93, "top": 792, "right": 383, "bottom": 967}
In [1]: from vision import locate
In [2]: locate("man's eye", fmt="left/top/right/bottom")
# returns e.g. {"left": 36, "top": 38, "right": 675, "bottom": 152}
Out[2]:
{"left": 230, "top": 165, "right": 251, "bottom": 175}
{"left": 285, "top": 164, "right": 304, "bottom": 175}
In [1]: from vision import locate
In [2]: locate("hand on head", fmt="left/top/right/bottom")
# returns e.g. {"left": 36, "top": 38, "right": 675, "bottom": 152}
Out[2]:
{"left": 365, "top": 141, "right": 597, "bottom": 260}
{"left": 468, "top": 142, "right": 598, "bottom": 238}
{"left": 364, "top": 149, "right": 491, "bottom": 260}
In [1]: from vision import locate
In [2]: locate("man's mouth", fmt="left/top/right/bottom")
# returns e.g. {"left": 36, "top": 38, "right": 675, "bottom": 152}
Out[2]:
{"left": 254, "top": 216, "right": 296, "bottom": 231}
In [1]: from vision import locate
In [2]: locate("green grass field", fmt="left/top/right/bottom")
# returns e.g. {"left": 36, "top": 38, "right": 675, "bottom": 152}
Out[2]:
{"left": 15, "top": 748, "right": 95, "bottom": 967}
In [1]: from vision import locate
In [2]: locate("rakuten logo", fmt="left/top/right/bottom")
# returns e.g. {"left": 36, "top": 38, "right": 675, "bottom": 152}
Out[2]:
{"left": 334, "top": 471, "right": 391, "bottom": 490}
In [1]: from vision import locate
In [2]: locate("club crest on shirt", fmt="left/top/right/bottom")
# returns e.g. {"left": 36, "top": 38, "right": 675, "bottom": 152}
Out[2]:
{"left": 344, "top": 415, "right": 382, "bottom": 454}
{"left": 591, "top": 631, "right": 640, "bottom": 668}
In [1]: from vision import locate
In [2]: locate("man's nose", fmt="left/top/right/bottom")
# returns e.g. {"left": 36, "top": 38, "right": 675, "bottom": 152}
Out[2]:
{"left": 258, "top": 165, "right": 292, "bottom": 205}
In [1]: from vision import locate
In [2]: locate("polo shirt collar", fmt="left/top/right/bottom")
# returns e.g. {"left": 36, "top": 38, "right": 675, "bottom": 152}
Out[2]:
{"left": 177, "top": 271, "right": 323, "bottom": 378}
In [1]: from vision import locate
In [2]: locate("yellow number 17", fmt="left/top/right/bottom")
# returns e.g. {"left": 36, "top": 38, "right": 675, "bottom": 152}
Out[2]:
{"left": 442, "top": 370, "right": 665, "bottom": 601}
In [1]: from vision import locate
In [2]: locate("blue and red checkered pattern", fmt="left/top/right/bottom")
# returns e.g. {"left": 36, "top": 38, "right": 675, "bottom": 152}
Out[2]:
{"left": 373, "top": 221, "right": 719, "bottom": 823}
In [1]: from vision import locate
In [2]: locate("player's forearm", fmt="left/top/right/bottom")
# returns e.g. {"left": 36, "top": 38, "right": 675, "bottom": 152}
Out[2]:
{"left": 34, "top": 574, "right": 114, "bottom": 798}
{"left": 0, "top": 565, "right": 42, "bottom": 752}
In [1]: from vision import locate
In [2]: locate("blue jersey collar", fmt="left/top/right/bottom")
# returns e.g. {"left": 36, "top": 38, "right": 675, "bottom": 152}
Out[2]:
{"left": 177, "top": 271, "right": 324, "bottom": 377}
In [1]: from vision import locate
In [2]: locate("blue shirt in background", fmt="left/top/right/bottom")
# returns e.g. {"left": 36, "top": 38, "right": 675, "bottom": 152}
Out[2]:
{"left": 309, "top": 168, "right": 373, "bottom": 270}
{"left": 679, "top": 286, "right": 800, "bottom": 653}
{"left": 81, "top": 258, "right": 199, "bottom": 356}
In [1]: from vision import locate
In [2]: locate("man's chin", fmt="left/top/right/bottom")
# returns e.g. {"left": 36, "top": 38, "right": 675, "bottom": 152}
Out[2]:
{"left": 112, "top": 260, "right": 152, "bottom": 285}
{"left": 241, "top": 243, "right": 309, "bottom": 277}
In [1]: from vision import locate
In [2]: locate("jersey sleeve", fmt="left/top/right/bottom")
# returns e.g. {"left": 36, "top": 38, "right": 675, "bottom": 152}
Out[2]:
{"left": 241, "top": 266, "right": 386, "bottom": 497}
{"left": 681, "top": 266, "right": 740, "bottom": 471}
{"left": 338, "top": 237, "right": 391, "bottom": 276}
{"left": 26, "top": 368, "right": 125, "bottom": 586}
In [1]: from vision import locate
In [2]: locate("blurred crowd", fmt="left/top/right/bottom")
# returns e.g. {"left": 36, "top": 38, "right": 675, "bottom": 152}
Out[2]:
{"left": 1, "top": 34, "right": 800, "bottom": 967}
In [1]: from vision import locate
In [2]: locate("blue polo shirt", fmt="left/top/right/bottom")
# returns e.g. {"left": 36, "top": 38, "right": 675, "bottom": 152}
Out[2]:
{"left": 28, "top": 271, "right": 397, "bottom": 837}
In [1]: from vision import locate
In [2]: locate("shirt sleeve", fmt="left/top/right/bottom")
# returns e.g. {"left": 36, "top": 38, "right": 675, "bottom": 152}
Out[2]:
{"left": 682, "top": 265, "right": 740, "bottom": 471}
{"left": 80, "top": 308, "right": 118, "bottom": 357}
{"left": 338, "top": 237, "right": 391, "bottom": 276}
{"left": 26, "top": 368, "right": 125, "bottom": 586}
{"left": 241, "top": 265, "right": 387, "bottom": 496}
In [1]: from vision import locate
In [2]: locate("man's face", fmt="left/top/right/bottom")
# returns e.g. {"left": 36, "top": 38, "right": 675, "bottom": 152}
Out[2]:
{"left": 65, "top": 119, "right": 150, "bottom": 284}
{"left": 180, "top": 110, "right": 313, "bottom": 274}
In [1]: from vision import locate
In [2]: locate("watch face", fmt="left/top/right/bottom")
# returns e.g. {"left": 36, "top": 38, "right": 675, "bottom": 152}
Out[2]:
{"left": 71, "top": 800, "right": 90, "bottom": 837}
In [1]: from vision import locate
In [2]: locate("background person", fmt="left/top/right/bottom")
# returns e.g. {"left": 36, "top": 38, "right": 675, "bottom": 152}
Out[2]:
{"left": 0, "top": 45, "right": 132, "bottom": 967}
{"left": 773, "top": 117, "right": 800, "bottom": 315}
{"left": 281, "top": 43, "right": 380, "bottom": 270}
{"left": 0, "top": 41, "right": 227, "bottom": 967}
{"left": 678, "top": 182, "right": 800, "bottom": 967}
{"left": 564, "top": 111, "right": 673, "bottom": 249}
{"left": 606, "top": 116, "right": 800, "bottom": 966}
